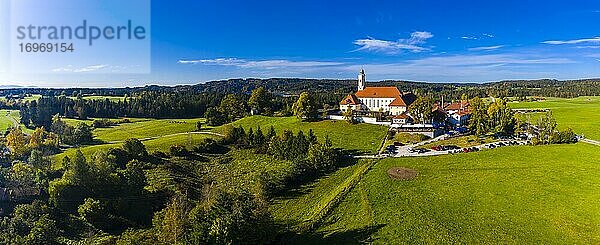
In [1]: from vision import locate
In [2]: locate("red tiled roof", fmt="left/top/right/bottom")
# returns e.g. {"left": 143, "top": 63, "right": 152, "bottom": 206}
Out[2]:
{"left": 354, "top": 87, "right": 402, "bottom": 98}
{"left": 444, "top": 101, "right": 470, "bottom": 111}
{"left": 389, "top": 97, "right": 407, "bottom": 107}
{"left": 393, "top": 113, "right": 410, "bottom": 119}
{"left": 340, "top": 94, "right": 360, "bottom": 105}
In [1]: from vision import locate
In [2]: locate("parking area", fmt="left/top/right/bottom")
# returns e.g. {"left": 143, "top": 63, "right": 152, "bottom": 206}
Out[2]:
{"left": 382, "top": 139, "right": 528, "bottom": 158}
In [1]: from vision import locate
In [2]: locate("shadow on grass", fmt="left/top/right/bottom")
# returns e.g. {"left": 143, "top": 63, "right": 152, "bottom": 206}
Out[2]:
{"left": 272, "top": 156, "right": 359, "bottom": 201}
{"left": 277, "top": 224, "right": 386, "bottom": 244}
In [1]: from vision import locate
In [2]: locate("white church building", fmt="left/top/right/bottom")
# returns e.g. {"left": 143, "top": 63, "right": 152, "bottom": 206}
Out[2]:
{"left": 340, "top": 70, "right": 416, "bottom": 116}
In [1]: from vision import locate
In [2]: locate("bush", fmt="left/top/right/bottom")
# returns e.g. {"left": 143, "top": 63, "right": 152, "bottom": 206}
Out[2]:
{"left": 193, "top": 138, "right": 221, "bottom": 154}
{"left": 150, "top": 151, "right": 169, "bottom": 159}
{"left": 169, "top": 145, "right": 189, "bottom": 157}
{"left": 123, "top": 138, "right": 148, "bottom": 159}
{"left": 551, "top": 128, "right": 577, "bottom": 144}
{"left": 78, "top": 198, "right": 107, "bottom": 227}
{"left": 92, "top": 119, "right": 115, "bottom": 128}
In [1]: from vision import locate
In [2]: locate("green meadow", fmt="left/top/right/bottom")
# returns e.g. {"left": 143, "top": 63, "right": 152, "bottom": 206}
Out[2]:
{"left": 292, "top": 144, "right": 599, "bottom": 244}
{"left": 0, "top": 110, "right": 17, "bottom": 132}
{"left": 67, "top": 95, "right": 127, "bottom": 102}
{"left": 42, "top": 96, "right": 600, "bottom": 242}
{"left": 0, "top": 110, "right": 33, "bottom": 134}
{"left": 53, "top": 133, "right": 217, "bottom": 169}
{"left": 217, "top": 116, "right": 388, "bottom": 154}
{"left": 93, "top": 118, "right": 205, "bottom": 142}
{"left": 510, "top": 96, "right": 600, "bottom": 140}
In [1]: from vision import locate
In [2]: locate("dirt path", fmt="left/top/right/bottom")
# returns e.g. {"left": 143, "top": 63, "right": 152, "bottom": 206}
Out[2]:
{"left": 6, "top": 111, "right": 19, "bottom": 128}
{"left": 105, "top": 131, "right": 224, "bottom": 144}
{"left": 581, "top": 138, "right": 600, "bottom": 147}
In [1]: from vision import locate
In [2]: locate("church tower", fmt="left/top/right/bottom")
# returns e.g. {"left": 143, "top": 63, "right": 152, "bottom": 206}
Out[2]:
{"left": 358, "top": 69, "right": 366, "bottom": 91}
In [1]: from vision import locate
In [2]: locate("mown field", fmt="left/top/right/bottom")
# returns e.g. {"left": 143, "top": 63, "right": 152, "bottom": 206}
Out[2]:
{"left": 216, "top": 116, "right": 388, "bottom": 154}
{"left": 93, "top": 118, "right": 205, "bottom": 142}
{"left": 0, "top": 110, "right": 17, "bottom": 132}
{"left": 68, "top": 95, "right": 127, "bottom": 102}
{"left": 306, "top": 143, "right": 600, "bottom": 244}
{"left": 53, "top": 133, "right": 217, "bottom": 169}
{"left": 0, "top": 110, "right": 34, "bottom": 134}
{"left": 510, "top": 96, "right": 600, "bottom": 140}
{"left": 51, "top": 117, "right": 211, "bottom": 168}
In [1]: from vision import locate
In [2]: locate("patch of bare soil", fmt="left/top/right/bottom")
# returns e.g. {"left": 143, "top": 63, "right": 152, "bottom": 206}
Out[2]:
{"left": 387, "top": 167, "right": 418, "bottom": 180}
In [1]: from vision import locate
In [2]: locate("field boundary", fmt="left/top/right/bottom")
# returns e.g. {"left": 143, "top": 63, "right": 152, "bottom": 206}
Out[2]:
{"left": 298, "top": 159, "right": 378, "bottom": 232}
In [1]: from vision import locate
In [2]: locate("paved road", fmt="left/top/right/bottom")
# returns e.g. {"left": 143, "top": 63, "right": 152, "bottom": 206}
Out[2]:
{"left": 355, "top": 137, "right": 527, "bottom": 159}
{"left": 581, "top": 138, "right": 600, "bottom": 147}
{"left": 105, "top": 131, "right": 224, "bottom": 144}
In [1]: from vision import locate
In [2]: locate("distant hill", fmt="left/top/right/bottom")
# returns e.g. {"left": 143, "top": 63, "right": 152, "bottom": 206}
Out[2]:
{"left": 0, "top": 78, "right": 599, "bottom": 99}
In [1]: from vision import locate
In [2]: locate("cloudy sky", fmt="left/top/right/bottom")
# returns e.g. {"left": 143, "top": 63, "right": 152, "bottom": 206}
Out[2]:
{"left": 1, "top": 0, "right": 600, "bottom": 87}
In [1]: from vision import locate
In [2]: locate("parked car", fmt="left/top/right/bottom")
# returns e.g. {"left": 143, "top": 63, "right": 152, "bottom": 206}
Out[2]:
{"left": 415, "top": 148, "right": 430, "bottom": 153}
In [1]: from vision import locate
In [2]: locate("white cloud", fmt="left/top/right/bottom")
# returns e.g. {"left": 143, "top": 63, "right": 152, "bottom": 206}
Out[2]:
{"left": 344, "top": 54, "right": 575, "bottom": 82}
{"left": 575, "top": 45, "right": 600, "bottom": 49}
{"left": 52, "top": 65, "right": 108, "bottom": 73}
{"left": 405, "top": 54, "right": 573, "bottom": 67}
{"left": 353, "top": 31, "right": 433, "bottom": 54}
{"left": 542, "top": 37, "right": 600, "bottom": 45}
{"left": 483, "top": 33, "right": 495, "bottom": 38}
{"left": 178, "top": 58, "right": 344, "bottom": 69}
{"left": 461, "top": 36, "right": 478, "bottom": 40}
{"left": 468, "top": 45, "right": 505, "bottom": 51}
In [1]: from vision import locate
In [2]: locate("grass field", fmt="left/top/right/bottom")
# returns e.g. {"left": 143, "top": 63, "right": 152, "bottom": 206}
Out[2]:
{"left": 217, "top": 116, "right": 388, "bottom": 154}
{"left": 53, "top": 133, "right": 217, "bottom": 169}
{"left": 307, "top": 144, "right": 600, "bottom": 244}
{"left": 510, "top": 96, "right": 600, "bottom": 140}
{"left": 272, "top": 159, "right": 376, "bottom": 233}
{"left": 93, "top": 118, "right": 205, "bottom": 142}
{"left": 0, "top": 110, "right": 34, "bottom": 134}
{"left": 207, "top": 149, "right": 294, "bottom": 195}
{"left": 0, "top": 110, "right": 17, "bottom": 132}
{"left": 67, "top": 95, "right": 127, "bottom": 102}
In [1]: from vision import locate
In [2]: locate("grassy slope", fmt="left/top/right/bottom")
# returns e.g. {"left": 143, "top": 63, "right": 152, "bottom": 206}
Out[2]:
{"left": 510, "top": 96, "right": 600, "bottom": 140}
{"left": 0, "top": 110, "right": 34, "bottom": 134}
{"left": 316, "top": 144, "right": 600, "bottom": 244}
{"left": 271, "top": 161, "right": 362, "bottom": 225}
{"left": 53, "top": 133, "right": 216, "bottom": 169}
{"left": 0, "top": 110, "right": 15, "bottom": 132}
{"left": 216, "top": 116, "right": 388, "bottom": 154}
{"left": 93, "top": 118, "right": 205, "bottom": 142}
{"left": 208, "top": 149, "right": 294, "bottom": 195}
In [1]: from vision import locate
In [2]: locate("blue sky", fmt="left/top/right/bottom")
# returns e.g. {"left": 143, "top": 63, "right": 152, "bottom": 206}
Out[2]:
{"left": 1, "top": 0, "right": 600, "bottom": 87}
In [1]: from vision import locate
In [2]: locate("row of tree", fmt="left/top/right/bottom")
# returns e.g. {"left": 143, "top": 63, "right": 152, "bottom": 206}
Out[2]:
{"left": 469, "top": 98, "right": 516, "bottom": 135}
